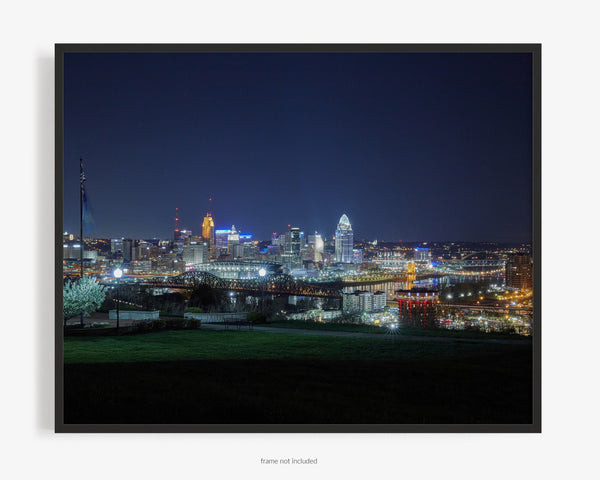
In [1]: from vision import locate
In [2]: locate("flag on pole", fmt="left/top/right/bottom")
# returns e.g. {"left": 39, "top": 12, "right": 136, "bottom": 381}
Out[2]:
{"left": 80, "top": 159, "right": 95, "bottom": 235}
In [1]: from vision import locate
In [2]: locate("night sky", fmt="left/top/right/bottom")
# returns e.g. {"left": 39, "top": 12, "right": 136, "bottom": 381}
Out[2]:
{"left": 63, "top": 51, "right": 532, "bottom": 243}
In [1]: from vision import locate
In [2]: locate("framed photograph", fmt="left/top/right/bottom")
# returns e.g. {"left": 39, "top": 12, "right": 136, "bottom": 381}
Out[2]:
{"left": 56, "top": 44, "right": 540, "bottom": 433}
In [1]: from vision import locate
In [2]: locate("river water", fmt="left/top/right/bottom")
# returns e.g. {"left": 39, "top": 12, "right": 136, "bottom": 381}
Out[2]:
{"left": 342, "top": 274, "right": 505, "bottom": 301}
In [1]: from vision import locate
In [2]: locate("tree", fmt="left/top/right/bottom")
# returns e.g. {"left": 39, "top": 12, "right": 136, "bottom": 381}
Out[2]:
{"left": 63, "top": 276, "right": 107, "bottom": 324}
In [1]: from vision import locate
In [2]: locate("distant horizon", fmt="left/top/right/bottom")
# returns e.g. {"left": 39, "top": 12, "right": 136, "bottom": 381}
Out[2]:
{"left": 66, "top": 228, "right": 531, "bottom": 246}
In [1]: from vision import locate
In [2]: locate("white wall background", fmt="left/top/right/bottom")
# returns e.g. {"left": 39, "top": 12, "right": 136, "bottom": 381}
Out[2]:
{"left": 1, "top": 1, "right": 598, "bottom": 479}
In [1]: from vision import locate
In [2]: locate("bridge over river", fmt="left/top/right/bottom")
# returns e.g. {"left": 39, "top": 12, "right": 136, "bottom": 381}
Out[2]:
{"left": 104, "top": 271, "right": 346, "bottom": 298}
{"left": 101, "top": 270, "right": 503, "bottom": 302}
{"left": 102, "top": 270, "right": 431, "bottom": 299}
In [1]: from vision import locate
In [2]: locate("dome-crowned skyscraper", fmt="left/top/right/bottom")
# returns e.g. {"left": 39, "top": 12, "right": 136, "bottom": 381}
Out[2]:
{"left": 335, "top": 214, "right": 354, "bottom": 263}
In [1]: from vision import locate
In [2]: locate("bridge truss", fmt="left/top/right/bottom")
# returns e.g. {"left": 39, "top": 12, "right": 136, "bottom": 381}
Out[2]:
{"left": 139, "top": 271, "right": 343, "bottom": 298}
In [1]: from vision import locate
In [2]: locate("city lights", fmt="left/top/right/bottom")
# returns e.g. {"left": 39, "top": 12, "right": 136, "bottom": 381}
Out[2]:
{"left": 57, "top": 47, "right": 539, "bottom": 433}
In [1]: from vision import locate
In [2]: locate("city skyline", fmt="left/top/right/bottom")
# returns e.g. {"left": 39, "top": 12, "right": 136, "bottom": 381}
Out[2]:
{"left": 64, "top": 52, "right": 533, "bottom": 242}
{"left": 58, "top": 45, "right": 539, "bottom": 432}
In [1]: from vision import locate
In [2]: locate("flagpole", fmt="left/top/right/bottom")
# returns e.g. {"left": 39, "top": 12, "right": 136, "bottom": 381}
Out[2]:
{"left": 79, "top": 158, "right": 84, "bottom": 327}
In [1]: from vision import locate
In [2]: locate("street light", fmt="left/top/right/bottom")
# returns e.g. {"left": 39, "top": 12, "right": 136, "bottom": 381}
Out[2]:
{"left": 258, "top": 268, "right": 266, "bottom": 313}
{"left": 113, "top": 268, "right": 123, "bottom": 330}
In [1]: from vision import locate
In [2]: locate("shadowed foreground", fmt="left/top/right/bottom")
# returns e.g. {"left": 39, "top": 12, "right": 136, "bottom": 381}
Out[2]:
{"left": 64, "top": 351, "right": 532, "bottom": 424}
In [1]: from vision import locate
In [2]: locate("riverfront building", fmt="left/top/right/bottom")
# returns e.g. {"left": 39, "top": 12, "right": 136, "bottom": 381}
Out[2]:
{"left": 343, "top": 290, "right": 386, "bottom": 314}
{"left": 396, "top": 288, "right": 439, "bottom": 328}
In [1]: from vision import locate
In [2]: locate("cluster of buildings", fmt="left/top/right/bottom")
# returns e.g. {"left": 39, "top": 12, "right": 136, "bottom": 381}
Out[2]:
{"left": 63, "top": 212, "right": 366, "bottom": 278}
{"left": 63, "top": 210, "right": 534, "bottom": 288}
{"left": 264, "top": 214, "right": 362, "bottom": 269}
{"left": 175, "top": 212, "right": 364, "bottom": 273}
{"left": 63, "top": 207, "right": 533, "bottom": 330}
{"left": 171, "top": 211, "right": 259, "bottom": 269}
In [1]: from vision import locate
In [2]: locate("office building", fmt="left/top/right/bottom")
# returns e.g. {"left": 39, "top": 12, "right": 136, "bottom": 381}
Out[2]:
{"left": 175, "top": 229, "right": 192, "bottom": 254}
{"left": 63, "top": 243, "right": 97, "bottom": 262}
{"left": 335, "top": 214, "right": 354, "bottom": 263}
{"left": 343, "top": 290, "right": 386, "bottom": 313}
{"left": 290, "top": 227, "right": 301, "bottom": 255}
{"left": 215, "top": 229, "right": 230, "bottom": 253}
{"left": 505, "top": 254, "right": 533, "bottom": 290}
{"left": 122, "top": 239, "right": 137, "bottom": 262}
{"left": 182, "top": 242, "right": 209, "bottom": 266}
{"left": 202, "top": 213, "right": 215, "bottom": 250}
{"left": 228, "top": 225, "right": 240, "bottom": 253}
{"left": 239, "top": 234, "right": 253, "bottom": 244}
{"left": 111, "top": 238, "right": 124, "bottom": 254}
{"left": 308, "top": 233, "right": 324, "bottom": 253}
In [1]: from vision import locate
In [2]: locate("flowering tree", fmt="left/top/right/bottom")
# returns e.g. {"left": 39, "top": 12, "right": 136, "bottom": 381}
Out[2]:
{"left": 63, "top": 276, "right": 107, "bottom": 323}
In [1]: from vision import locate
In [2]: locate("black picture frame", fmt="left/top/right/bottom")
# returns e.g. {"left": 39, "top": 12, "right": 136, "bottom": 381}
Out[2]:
{"left": 55, "top": 43, "right": 541, "bottom": 433}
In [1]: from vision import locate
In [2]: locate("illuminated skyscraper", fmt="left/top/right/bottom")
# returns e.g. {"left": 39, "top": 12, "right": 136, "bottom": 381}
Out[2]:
{"left": 290, "top": 227, "right": 301, "bottom": 254}
{"left": 335, "top": 214, "right": 354, "bottom": 263}
{"left": 308, "top": 233, "right": 324, "bottom": 253}
{"left": 215, "top": 229, "right": 230, "bottom": 252}
{"left": 202, "top": 213, "right": 215, "bottom": 250}
{"left": 228, "top": 225, "right": 240, "bottom": 256}
{"left": 308, "top": 233, "right": 324, "bottom": 262}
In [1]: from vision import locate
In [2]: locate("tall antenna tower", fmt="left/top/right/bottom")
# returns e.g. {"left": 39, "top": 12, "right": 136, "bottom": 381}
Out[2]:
{"left": 174, "top": 207, "right": 180, "bottom": 242}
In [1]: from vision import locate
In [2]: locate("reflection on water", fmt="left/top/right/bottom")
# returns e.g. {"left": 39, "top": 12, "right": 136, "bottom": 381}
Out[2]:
{"left": 343, "top": 274, "right": 505, "bottom": 300}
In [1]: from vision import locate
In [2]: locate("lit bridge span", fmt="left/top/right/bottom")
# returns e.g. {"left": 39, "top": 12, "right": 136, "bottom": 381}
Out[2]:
{"left": 439, "top": 260, "right": 506, "bottom": 268}
{"left": 436, "top": 253, "right": 505, "bottom": 274}
{"left": 437, "top": 303, "right": 533, "bottom": 314}
{"left": 114, "top": 271, "right": 344, "bottom": 298}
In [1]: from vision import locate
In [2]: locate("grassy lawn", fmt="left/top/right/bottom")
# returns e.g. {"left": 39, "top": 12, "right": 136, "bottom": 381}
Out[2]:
{"left": 265, "top": 319, "right": 529, "bottom": 340}
{"left": 63, "top": 329, "right": 533, "bottom": 425}
{"left": 64, "top": 329, "right": 525, "bottom": 363}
